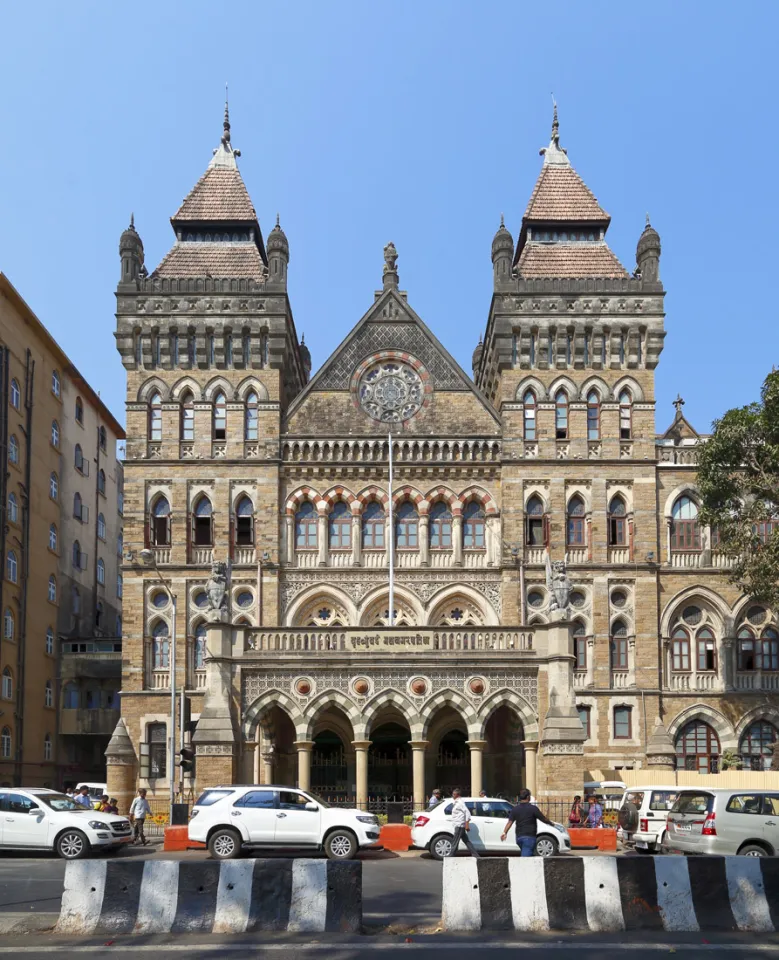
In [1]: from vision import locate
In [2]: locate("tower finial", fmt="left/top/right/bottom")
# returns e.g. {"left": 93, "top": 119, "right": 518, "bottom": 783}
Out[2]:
{"left": 222, "top": 85, "right": 231, "bottom": 144}
{"left": 646, "top": 212, "right": 651, "bottom": 227}
{"left": 500, "top": 212, "right": 505, "bottom": 227}
{"left": 551, "top": 93, "right": 559, "bottom": 142}
{"left": 130, "top": 212, "right": 134, "bottom": 229}
{"left": 673, "top": 394, "right": 685, "bottom": 417}
{"left": 276, "top": 213, "right": 280, "bottom": 227}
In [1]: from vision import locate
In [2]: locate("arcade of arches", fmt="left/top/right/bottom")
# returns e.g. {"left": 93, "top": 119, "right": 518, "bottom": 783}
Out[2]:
{"left": 248, "top": 701, "right": 529, "bottom": 804}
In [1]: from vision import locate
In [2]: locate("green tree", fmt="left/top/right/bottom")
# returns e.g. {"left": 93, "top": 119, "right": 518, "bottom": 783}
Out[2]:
{"left": 697, "top": 370, "right": 779, "bottom": 606}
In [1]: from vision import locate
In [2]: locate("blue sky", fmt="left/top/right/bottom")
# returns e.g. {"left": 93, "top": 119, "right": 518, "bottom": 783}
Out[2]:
{"left": 0, "top": 1, "right": 776, "bottom": 433}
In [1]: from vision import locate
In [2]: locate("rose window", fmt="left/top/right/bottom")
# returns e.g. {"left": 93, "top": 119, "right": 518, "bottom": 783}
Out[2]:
{"left": 358, "top": 361, "right": 423, "bottom": 423}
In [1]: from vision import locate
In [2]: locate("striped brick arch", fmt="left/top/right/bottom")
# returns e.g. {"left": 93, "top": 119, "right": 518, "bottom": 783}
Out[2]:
{"left": 303, "top": 690, "right": 364, "bottom": 740}
{"left": 285, "top": 486, "right": 321, "bottom": 516}
{"left": 459, "top": 485, "right": 498, "bottom": 516}
{"left": 392, "top": 485, "right": 425, "bottom": 508}
{"left": 320, "top": 486, "right": 357, "bottom": 510}
{"left": 425, "top": 485, "right": 461, "bottom": 515}
{"left": 355, "top": 485, "right": 390, "bottom": 507}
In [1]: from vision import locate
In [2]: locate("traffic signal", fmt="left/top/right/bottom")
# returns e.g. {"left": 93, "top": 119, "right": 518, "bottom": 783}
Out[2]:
{"left": 179, "top": 746, "right": 195, "bottom": 775}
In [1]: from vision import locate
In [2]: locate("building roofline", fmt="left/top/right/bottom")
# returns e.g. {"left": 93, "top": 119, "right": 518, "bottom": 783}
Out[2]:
{"left": 0, "top": 272, "right": 125, "bottom": 439}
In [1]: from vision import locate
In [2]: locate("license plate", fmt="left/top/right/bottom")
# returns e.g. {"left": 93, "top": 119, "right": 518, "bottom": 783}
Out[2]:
{"left": 675, "top": 824, "right": 692, "bottom": 832}
{"left": 635, "top": 841, "right": 648, "bottom": 849}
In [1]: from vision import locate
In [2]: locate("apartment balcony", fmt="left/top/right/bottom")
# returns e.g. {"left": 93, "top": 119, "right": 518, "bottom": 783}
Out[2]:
{"left": 60, "top": 708, "right": 120, "bottom": 737}
{"left": 60, "top": 641, "right": 121, "bottom": 682}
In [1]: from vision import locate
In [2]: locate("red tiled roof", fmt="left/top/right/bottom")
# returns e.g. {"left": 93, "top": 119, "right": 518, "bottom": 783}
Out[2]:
{"left": 152, "top": 243, "right": 266, "bottom": 278}
{"left": 172, "top": 167, "right": 258, "bottom": 223}
{"left": 524, "top": 165, "right": 609, "bottom": 222}
{"left": 516, "top": 242, "right": 629, "bottom": 279}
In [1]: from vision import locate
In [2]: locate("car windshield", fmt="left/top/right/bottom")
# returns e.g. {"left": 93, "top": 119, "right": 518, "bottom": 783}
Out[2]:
{"left": 302, "top": 791, "right": 331, "bottom": 809}
{"left": 39, "top": 793, "right": 82, "bottom": 812}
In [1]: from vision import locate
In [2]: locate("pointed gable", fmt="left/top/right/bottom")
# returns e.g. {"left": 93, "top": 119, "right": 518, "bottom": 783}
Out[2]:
{"left": 514, "top": 104, "right": 628, "bottom": 279}
{"left": 172, "top": 166, "right": 258, "bottom": 223}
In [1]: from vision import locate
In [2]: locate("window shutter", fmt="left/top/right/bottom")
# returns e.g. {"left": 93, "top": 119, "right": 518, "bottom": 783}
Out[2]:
{"left": 144, "top": 517, "right": 150, "bottom": 549}
{"left": 628, "top": 517, "right": 635, "bottom": 561}
{"left": 186, "top": 511, "right": 192, "bottom": 563}
{"left": 587, "top": 516, "right": 593, "bottom": 562}
{"left": 165, "top": 514, "right": 172, "bottom": 546}
{"left": 543, "top": 514, "right": 550, "bottom": 549}
{"left": 229, "top": 514, "right": 235, "bottom": 560}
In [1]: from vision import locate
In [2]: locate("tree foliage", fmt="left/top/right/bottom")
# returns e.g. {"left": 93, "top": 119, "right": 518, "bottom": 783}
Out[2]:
{"left": 697, "top": 370, "right": 779, "bottom": 606}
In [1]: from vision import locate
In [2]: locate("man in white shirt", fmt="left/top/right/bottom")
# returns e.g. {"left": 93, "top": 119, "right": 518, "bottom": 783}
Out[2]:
{"left": 129, "top": 788, "right": 152, "bottom": 845}
{"left": 447, "top": 787, "right": 481, "bottom": 858}
{"left": 73, "top": 786, "right": 93, "bottom": 809}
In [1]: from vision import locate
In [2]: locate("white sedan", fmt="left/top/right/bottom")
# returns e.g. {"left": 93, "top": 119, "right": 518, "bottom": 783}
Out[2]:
{"left": 0, "top": 788, "right": 133, "bottom": 859}
{"left": 411, "top": 796, "right": 571, "bottom": 859}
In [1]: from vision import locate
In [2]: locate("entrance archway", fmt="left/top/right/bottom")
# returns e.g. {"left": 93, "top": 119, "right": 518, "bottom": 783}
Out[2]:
{"left": 368, "top": 722, "right": 411, "bottom": 801}
{"left": 265, "top": 705, "right": 296, "bottom": 786}
{"left": 311, "top": 730, "right": 349, "bottom": 798}
{"left": 428, "top": 705, "right": 470, "bottom": 796}
{"left": 484, "top": 704, "right": 524, "bottom": 798}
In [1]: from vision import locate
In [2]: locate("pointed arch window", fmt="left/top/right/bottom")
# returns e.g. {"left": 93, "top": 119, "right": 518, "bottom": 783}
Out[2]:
{"left": 8, "top": 435, "right": 19, "bottom": 465}
{"left": 51, "top": 370, "right": 60, "bottom": 398}
{"left": 587, "top": 390, "right": 600, "bottom": 440}
{"left": 671, "top": 626, "right": 690, "bottom": 671}
{"left": 396, "top": 501, "right": 419, "bottom": 549}
{"left": 7, "top": 551, "right": 18, "bottom": 584}
{"left": 295, "top": 502, "right": 317, "bottom": 549}
{"left": 525, "top": 495, "right": 545, "bottom": 546}
{"left": 523, "top": 390, "right": 536, "bottom": 441}
{"left": 566, "top": 495, "right": 586, "bottom": 547}
{"left": 573, "top": 620, "right": 587, "bottom": 670}
{"left": 180, "top": 391, "right": 195, "bottom": 441}
{"left": 49, "top": 472, "right": 58, "bottom": 501}
{"left": 151, "top": 496, "right": 171, "bottom": 546}
{"left": 193, "top": 496, "right": 213, "bottom": 546}
{"left": 328, "top": 502, "right": 352, "bottom": 550}
{"left": 608, "top": 496, "right": 627, "bottom": 546}
{"left": 2, "top": 668, "right": 13, "bottom": 700}
{"left": 619, "top": 390, "right": 632, "bottom": 440}
{"left": 245, "top": 391, "right": 259, "bottom": 441}
{"left": 75, "top": 443, "right": 86, "bottom": 475}
{"left": 696, "top": 626, "right": 717, "bottom": 672}
{"left": 152, "top": 621, "right": 170, "bottom": 669}
{"left": 740, "top": 721, "right": 778, "bottom": 771}
{"left": 610, "top": 619, "right": 629, "bottom": 671}
{"left": 235, "top": 495, "right": 254, "bottom": 546}
{"left": 429, "top": 502, "right": 453, "bottom": 549}
{"left": 555, "top": 389, "right": 569, "bottom": 440}
{"left": 9, "top": 379, "right": 20, "bottom": 410}
{"left": 75, "top": 396, "right": 84, "bottom": 425}
{"left": 148, "top": 392, "right": 162, "bottom": 442}
{"left": 7, "top": 492, "right": 17, "bottom": 524}
{"left": 671, "top": 495, "right": 700, "bottom": 551}
{"left": 463, "top": 501, "right": 486, "bottom": 550}
{"left": 361, "top": 502, "right": 385, "bottom": 549}
{"left": 213, "top": 391, "right": 227, "bottom": 441}
{"left": 676, "top": 720, "right": 720, "bottom": 773}
{"left": 194, "top": 623, "right": 207, "bottom": 671}
{"left": 3, "top": 608, "right": 14, "bottom": 640}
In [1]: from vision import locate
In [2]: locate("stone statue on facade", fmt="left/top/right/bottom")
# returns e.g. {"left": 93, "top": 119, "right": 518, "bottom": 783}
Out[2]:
{"left": 383, "top": 241, "right": 398, "bottom": 276}
{"left": 205, "top": 560, "right": 230, "bottom": 622}
{"left": 545, "top": 552, "right": 572, "bottom": 612}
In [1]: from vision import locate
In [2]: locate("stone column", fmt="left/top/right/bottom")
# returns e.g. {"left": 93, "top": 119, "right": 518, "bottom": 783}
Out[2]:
{"left": 628, "top": 636, "right": 637, "bottom": 687}
{"left": 452, "top": 515, "right": 463, "bottom": 566}
{"left": 352, "top": 740, "right": 371, "bottom": 809}
{"left": 586, "top": 637, "right": 596, "bottom": 687}
{"left": 294, "top": 740, "right": 315, "bottom": 791}
{"left": 192, "top": 623, "right": 237, "bottom": 790}
{"left": 522, "top": 740, "right": 538, "bottom": 798}
{"left": 242, "top": 740, "right": 258, "bottom": 783}
{"left": 351, "top": 507, "right": 361, "bottom": 566}
{"left": 721, "top": 636, "right": 736, "bottom": 691}
{"left": 409, "top": 740, "right": 428, "bottom": 810}
{"left": 262, "top": 751, "right": 275, "bottom": 785}
{"left": 419, "top": 515, "right": 430, "bottom": 567}
{"left": 285, "top": 515, "right": 295, "bottom": 566}
{"left": 105, "top": 718, "right": 138, "bottom": 817}
{"left": 317, "top": 514, "right": 328, "bottom": 567}
{"left": 468, "top": 740, "right": 487, "bottom": 795}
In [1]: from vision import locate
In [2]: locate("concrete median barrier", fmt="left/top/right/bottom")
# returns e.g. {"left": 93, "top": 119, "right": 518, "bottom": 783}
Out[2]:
{"left": 442, "top": 856, "right": 779, "bottom": 933}
{"left": 54, "top": 857, "right": 361, "bottom": 935}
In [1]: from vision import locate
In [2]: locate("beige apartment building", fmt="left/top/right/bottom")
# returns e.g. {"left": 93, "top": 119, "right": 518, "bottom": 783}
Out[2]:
{"left": 0, "top": 273, "right": 124, "bottom": 788}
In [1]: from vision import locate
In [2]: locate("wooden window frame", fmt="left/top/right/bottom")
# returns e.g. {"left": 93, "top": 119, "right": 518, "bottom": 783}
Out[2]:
{"left": 613, "top": 706, "right": 632, "bottom": 740}
{"left": 295, "top": 503, "right": 318, "bottom": 550}
{"left": 523, "top": 392, "right": 536, "bottom": 441}
{"left": 361, "top": 502, "right": 386, "bottom": 550}
{"left": 396, "top": 502, "right": 419, "bottom": 550}
{"left": 696, "top": 628, "right": 717, "bottom": 672}
{"left": 555, "top": 390, "right": 569, "bottom": 440}
{"left": 328, "top": 502, "right": 352, "bottom": 551}
{"left": 587, "top": 392, "right": 600, "bottom": 441}
{"left": 671, "top": 628, "right": 691, "bottom": 672}
{"left": 429, "top": 502, "right": 453, "bottom": 550}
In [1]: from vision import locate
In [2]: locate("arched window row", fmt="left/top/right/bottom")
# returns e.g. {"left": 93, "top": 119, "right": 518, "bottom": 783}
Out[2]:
{"left": 519, "top": 385, "right": 635, "bottom": 443}
{"left": 145, "top": 493, "right": 260, "bottom": 552}
{"left": 144, "top": 384, "right": 267, "bottom": 444}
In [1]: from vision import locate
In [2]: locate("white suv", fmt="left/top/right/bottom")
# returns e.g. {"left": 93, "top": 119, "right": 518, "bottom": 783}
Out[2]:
{"left": 617, "top": 785, "right": 680, "bottom": 853}
{"left": 411, "top": 796, "right": 571, "bottom": 859}
{"left": 188, "top": 785, "right": 381, "bottom": 860}
{"left": 0, "top": 788, "right": 133, "bottom": 859}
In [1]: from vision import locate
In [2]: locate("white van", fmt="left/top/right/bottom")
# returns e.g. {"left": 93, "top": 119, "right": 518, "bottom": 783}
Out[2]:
{"left": 617, "top": 785, "right": 680, "bottom": 853}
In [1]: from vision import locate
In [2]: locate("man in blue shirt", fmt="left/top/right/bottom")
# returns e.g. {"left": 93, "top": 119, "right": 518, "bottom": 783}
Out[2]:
{"left": 500, "top": 788, "right": 553, "bottom": 856}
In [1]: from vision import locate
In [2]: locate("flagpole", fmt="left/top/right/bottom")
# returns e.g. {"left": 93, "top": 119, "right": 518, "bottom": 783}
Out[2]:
{"left": 388, "top": 430, "right": 394, "bottom": 627}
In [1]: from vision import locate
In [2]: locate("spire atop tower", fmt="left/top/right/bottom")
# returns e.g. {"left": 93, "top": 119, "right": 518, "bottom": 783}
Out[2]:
{"left": 222, "top": 84, "right": 231, "bottom": 145}
{"left": 209, "top": 90, "right": 240, "bottom": 169}
{"left": 551, "top": 94, "right": 559, "bottom": 142}
{"left": 539, "top": 96, "right": 570, "bottom": 167}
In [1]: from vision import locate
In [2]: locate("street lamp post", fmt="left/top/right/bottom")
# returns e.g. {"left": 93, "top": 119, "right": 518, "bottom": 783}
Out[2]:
{"left": 140, "top": 548, "right": 177, "bottom": 824}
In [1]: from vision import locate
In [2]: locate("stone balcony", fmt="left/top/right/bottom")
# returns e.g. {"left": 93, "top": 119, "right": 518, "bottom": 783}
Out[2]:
{"left": 667, "top": 671, "right": 722, "bottom": 692}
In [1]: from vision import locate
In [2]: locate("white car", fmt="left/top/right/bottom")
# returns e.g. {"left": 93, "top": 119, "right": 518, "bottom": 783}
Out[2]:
{"left": 188, "top": 785, "right": 381, "bottom": 860}
{"left": 617, "top": 785, "right": 680, "bottom": 853}
{"left": 0, "top": 788, "right": 133, "bottom": 859}
{"left": 411, "top": 796, "right": 571, "bottom": 859}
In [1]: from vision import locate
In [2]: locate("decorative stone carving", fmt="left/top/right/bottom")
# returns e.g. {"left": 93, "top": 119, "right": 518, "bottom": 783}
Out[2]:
{"left": 546, "top": 555, "right": 572, "bottom": 612}
{"left": 205, "top": 561, "right": 230, "bottom": 622}
{"left": 467, "top": 677, "right": 486, "bottom": 696}
{"left": 409, "top": 677, "right": 429, "bottom": 696}
{"left": 195, "top": 743, "right": 234, "bottom": 756}
{"left": 294, "top": 677, "right": 313, "bottom": 697}
{"left": 352, "top": 677, "right": 371, "bottom": 697}
{"left": 358, "top": 360, "right": 424, "bottom": 423}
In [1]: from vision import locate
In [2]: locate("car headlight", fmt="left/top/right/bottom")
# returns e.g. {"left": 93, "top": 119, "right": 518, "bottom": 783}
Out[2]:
{"left": 356, "top": 816, "right": 379, "bottom": 824}
{"left": 88, "top": 821, "right": 105, "bottom": 830}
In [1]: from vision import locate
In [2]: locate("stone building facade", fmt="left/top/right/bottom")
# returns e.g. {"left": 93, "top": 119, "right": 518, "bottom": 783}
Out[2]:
{"left": 110, "top": 106, "right": 778, "bottom": 806}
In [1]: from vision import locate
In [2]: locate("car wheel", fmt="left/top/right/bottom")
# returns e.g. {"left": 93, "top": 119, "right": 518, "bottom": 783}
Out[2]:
{"left": 208, "top": 828, "right": 242, "bottom": 860}
{"left": 739, "top": 844, "right": 768, "bottom": 857}
{"left": 324, "top": 829, "right": 357, "bottom": 860}
{"left": 430, "top": 833, "right": 453, "bottom": 860}
{"left": 56, "top": 830, "right": 90, "bottom": 860}
{"left": 534, "top": 835, "right": 558, "bottom": 858}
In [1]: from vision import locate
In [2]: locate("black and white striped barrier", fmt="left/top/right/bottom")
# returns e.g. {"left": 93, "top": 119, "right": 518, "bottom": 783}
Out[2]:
{"left": 55, "top": 859, "right": 361, "bottom": 934}
{"left": 442, "top": 856, "right": 779, "bottom": 932}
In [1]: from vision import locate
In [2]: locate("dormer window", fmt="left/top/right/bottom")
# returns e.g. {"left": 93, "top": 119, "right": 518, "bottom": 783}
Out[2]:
{"left": 182, "top": 230, "right": 251, "bottom": 243}
{"left": 531, "top": 229, "right": 600, "bottom": 243}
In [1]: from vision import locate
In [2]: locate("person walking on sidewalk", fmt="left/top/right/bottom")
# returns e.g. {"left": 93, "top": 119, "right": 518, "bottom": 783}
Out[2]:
{"left": 447, "top": 787, "right": 481, "bottom": 858}
{"left": 500, "top": 788, "right": 554, "bottom": 856}
{"left": 129, "top": 788, "right": 152, "bottom": 845}
{"left": 586, "top": 795, "right": 604, "bottom": 828}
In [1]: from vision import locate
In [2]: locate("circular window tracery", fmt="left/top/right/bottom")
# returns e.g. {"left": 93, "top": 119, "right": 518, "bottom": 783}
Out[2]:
{"left": 358, "top": 361, "right": 424, "bottom": 423}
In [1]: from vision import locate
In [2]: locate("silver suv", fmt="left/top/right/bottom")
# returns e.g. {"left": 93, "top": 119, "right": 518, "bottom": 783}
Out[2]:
{"left": 666, "top": 788, "right": 779, "bottom": 856}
